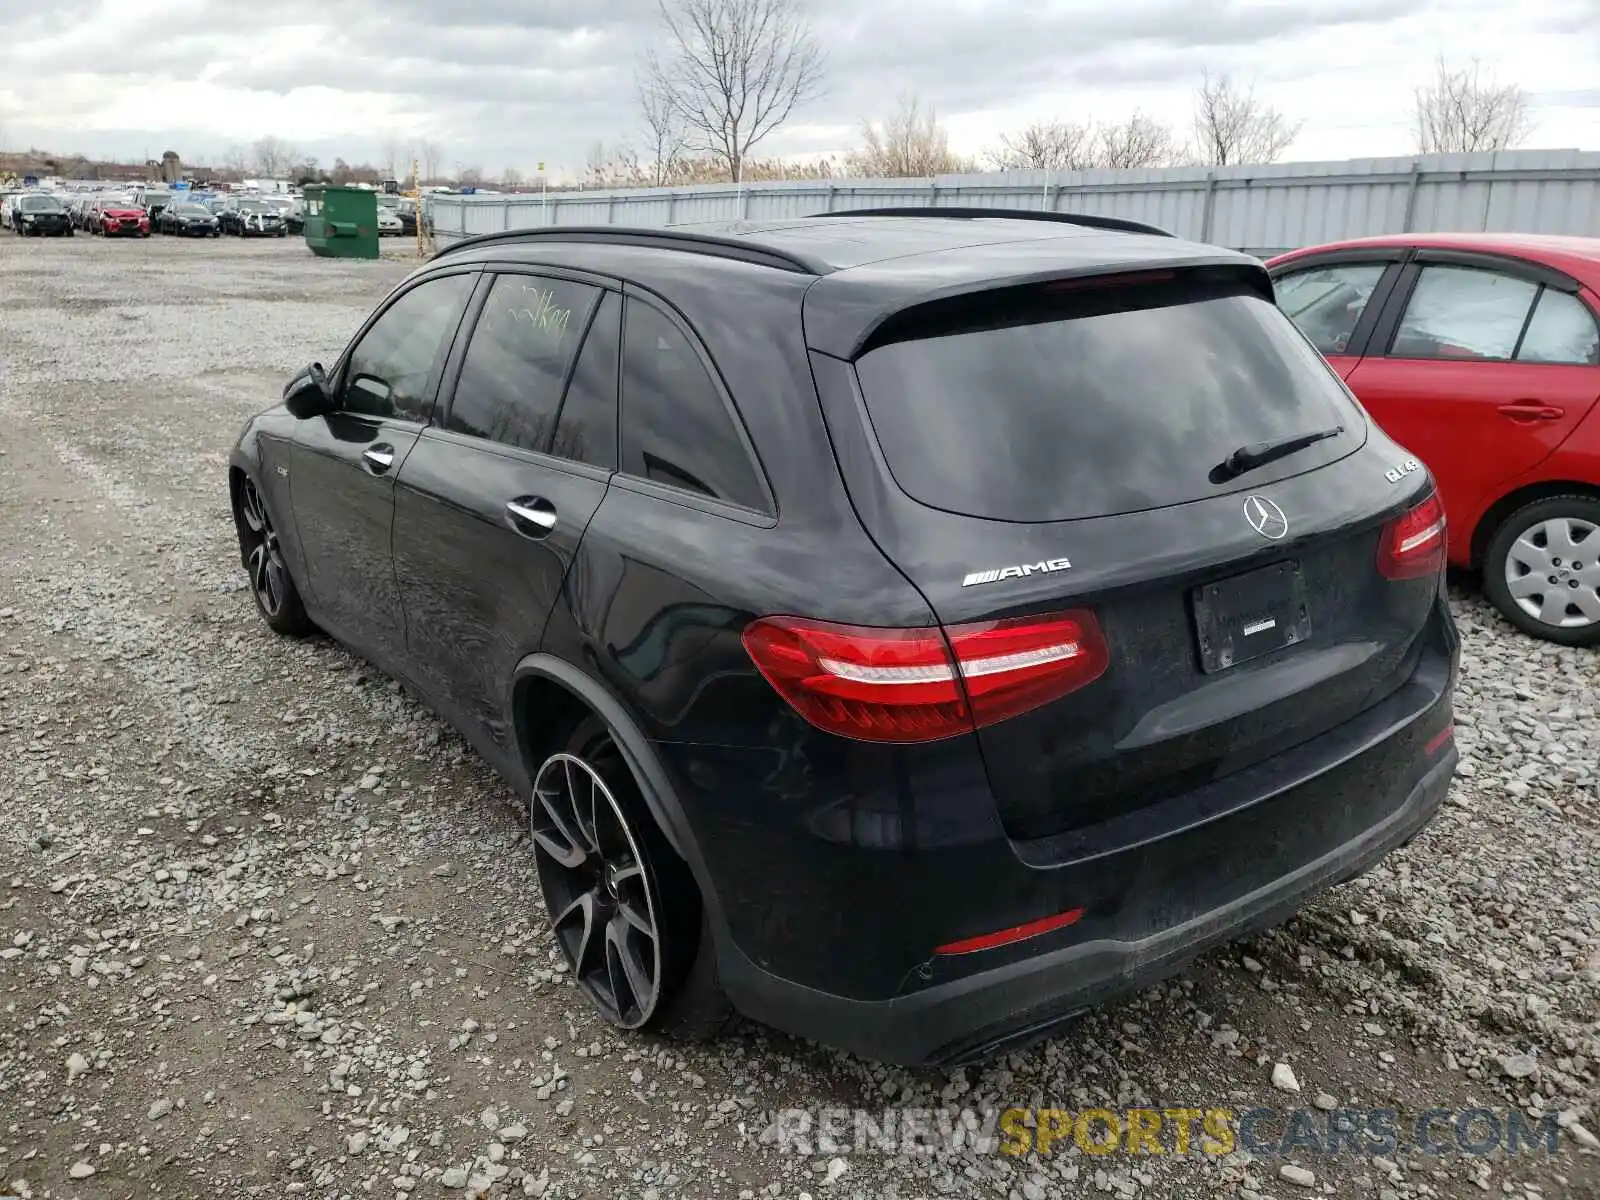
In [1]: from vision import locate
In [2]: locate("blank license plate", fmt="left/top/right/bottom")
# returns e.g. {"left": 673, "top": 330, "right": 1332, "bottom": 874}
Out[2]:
{"left": 1192, "top": 560, "right": 1311, "bottom": 673}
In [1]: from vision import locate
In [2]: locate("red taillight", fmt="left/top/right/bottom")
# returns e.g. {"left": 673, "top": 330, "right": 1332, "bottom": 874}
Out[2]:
{"left": 741, "top": 610, "right": 1109, "bottom": 743}
{"left": 1378, "top": 491, "right": 1447, "bottom": 580}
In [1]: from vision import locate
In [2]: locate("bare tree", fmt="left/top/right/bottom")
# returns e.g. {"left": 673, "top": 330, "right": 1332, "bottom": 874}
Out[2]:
{"left": 846, "top": 93, "right": 968, "bottom": 178}
{"left": 221, "top": 144, "right": 249, "bottom": 178}
{"left": 1097, "top": 112, "right": 1180, "bottom": 169}
{"left": 251, "top": 135, "right": 296, "bottom": 177}
{"left": 637, "top": 71, "right": 686, "bottom": 186}
{"left": 419, "top": 140, "right": 443, "bottom": 185}
{"left": 380, "top": 138, "right": 403, "bottom": 180}
{"left": 1190, "top": 70, "right": 1299, "bottom": 166}
{"left": 1413, "top": 55, "right": 1532, "bottom": 154}
{"left": 458, "top": 165, "right": 485, "bottom": 187}
{"left": 503, "top": 166, "right": 525, "bottom": 187}
{"left": 645, "top": 0, "right": 825, "bottom": 183}
{"left": 987, "top": 119, "right": 1097, "bottom": 171}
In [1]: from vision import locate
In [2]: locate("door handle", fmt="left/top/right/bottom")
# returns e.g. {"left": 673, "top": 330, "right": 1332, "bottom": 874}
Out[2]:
{"left": 1496, "top": 401, "right": 1565, "bottom": 422}
{"left": 506, "top": 497, "right": 557, "bottom": 537}
{"left": 362, "top": 445, "right": 396, "bottom": 473}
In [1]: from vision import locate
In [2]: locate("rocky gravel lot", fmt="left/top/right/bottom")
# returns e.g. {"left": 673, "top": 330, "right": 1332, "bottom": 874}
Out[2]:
{"left": 0, "top": 233, "right": 1596, "bottom": 1200}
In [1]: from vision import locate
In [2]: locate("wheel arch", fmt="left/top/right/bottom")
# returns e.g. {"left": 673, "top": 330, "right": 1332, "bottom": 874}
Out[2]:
{"left": 1470, "top": 480, "right": 1600, "bottom": 569}
{"left": 509, "top": 656, "right": 711, "bottom": 895}
{"left": 227, "top": 462, "right": 255, "bottom": 567}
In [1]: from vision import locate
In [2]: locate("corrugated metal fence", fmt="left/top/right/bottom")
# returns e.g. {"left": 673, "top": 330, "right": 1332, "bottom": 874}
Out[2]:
{"left": 429, "top": 149, "right": 1600, "bottom": 256}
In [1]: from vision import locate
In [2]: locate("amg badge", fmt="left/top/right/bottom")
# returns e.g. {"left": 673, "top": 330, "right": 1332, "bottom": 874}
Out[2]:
{"left": 962, "top": 557, "right": 1072, "bottom": 587}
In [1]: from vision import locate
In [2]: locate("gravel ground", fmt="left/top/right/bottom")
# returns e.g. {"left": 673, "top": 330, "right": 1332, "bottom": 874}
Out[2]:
{"left": 0, "top": 232, "right": 1595, "bottom": 1200}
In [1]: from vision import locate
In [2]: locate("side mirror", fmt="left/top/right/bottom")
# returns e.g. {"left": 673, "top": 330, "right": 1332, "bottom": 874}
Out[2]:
{"left": 284, "top": 363, "right": 332, "bottom": 419}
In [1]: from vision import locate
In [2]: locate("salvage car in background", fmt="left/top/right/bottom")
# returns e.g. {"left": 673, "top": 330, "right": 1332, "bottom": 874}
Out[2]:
{"left": 135, "top": 186, "right": 174, "bottom": 224}
{"left": 1269, "top": 234, "right": 1600, "bottom": 645}
{"left": 158, "top": 202, "right": 221, "bottom": 237}
{"left": 90, "top": 200, "right": 150, "bottom": 238}
{"left": 393, "top": 197, "right": 419, "bottom": 237}
{"left": 219, "top": 198, "right": 287, "bottom": 238}
{"left": 376, "top": 207, "right": 403, "bottom": 237}
{"left": 10, "top": 193, "right": 74, "bottom": 236}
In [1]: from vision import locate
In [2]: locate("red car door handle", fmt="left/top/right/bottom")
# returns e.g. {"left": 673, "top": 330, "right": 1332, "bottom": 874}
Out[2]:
{"left": 1496, "top": 401, "right": 1565, "bottom": 422}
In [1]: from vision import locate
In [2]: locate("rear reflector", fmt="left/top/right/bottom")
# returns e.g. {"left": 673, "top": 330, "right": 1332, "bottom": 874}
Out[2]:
{"left": 741, "top": 610, "right": 1109, "bottom": 743}
{"left": 935, "top": 906, "right": 1086, "bottom": 956}
{"left": 1424, "top": 723, "right": 1454, "bottom": 757}
{"left": 1378, "top": 491, "right": 1447, "bottom": 580}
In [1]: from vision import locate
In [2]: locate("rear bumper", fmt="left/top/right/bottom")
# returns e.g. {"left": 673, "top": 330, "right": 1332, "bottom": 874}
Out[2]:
{"left": 704, "top": 598, "right": 1459, "bottom": 1065}
{"left": 723, "top": 746, "right": 1452, "bottom": 1065}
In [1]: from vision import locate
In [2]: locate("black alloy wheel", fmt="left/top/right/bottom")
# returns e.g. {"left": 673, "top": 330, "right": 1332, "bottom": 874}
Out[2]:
{"left": 532, "top": 741, "right": 667, "bottom": 1029}
{"left": 528, "top": 717, "right": 736, "bottom": 1040}
{"left": 238, "top": 476, "right": 312, "bottom": 635}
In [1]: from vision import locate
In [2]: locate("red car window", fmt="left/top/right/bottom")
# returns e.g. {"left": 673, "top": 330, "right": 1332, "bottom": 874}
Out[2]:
{"left": 1517, "top": 289, "right": 1600, "bottom": 365}
{"left": 1389, "top": 265, "right": 1538, "bottom": 361}
{"left": 1273, "top": 263, "right": 1387, "bottom": 356}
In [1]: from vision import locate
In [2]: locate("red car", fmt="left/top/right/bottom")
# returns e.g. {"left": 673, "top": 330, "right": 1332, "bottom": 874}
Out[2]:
{"left": 1267, "top": 234, "right": 1600, "bottom": 645}
{"left": 92, "top": 202, "right": 150, "bottom": 238}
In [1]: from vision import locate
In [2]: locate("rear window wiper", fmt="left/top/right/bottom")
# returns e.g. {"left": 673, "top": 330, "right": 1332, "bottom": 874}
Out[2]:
{"left": 1212, "top": 425, "right": 1344, "bottom": 483}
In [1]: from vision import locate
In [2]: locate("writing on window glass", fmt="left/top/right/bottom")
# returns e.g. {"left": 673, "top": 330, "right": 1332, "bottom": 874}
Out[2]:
{"left": 505, "top": 284, "right": 572, "bottom": 346}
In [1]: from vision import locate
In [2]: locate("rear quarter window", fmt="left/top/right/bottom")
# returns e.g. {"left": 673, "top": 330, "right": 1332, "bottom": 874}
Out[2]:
{"left": 852, "top": 274, "right": 1365, "bottom": 523}
{"left": 619, "top": 298, "right": 768, "bottom": 512}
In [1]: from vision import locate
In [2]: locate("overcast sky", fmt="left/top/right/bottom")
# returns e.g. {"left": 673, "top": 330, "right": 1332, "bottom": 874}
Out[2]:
{"left": 1, "top": 0, "right": 1595, "bottom": 180}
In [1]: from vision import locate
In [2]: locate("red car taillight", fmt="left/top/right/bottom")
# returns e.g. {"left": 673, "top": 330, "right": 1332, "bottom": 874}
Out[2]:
{"left": 1378, "top": 491, "right": 1447, "bottom": 580}
{"left": 741, "top": 610, "right": 1110, "bottom": 743}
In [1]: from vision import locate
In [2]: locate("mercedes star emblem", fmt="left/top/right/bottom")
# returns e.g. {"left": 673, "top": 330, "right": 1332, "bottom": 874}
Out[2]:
{"left": 1244, "top": 495, "right": 1289, "bottom": 540}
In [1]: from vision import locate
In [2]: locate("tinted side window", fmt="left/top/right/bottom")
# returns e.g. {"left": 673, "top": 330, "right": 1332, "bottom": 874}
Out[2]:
{"left": 551, "top": 292, "right": 620, "bottom": 470}
{"left": 343, "top": 274, "right": 473, "bottom": 421}
{"left": 620, "top": 299, "right": 765, "bottom": 510}
{"left": 1273, "top": 263, "right": 1387, "bottom": 355}
{"left": 448, "top": 274, "right": 599, "bottom": 452}
{"left": 1516, "top": 288, "right": 1600, "bottom": 365}
{"left": 1389, "top": 265, "right": 1538, "bottom": 361}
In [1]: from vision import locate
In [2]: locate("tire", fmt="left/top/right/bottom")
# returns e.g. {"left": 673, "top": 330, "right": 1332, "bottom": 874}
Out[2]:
{"left": 237, "top": 475, "right": 314, "bottom": 636}
{"left": 1481, "top": 495, "right": 1600, "bottom": 647}
{"left": 530, "top": 715, "right": 733, "bottom": 1041}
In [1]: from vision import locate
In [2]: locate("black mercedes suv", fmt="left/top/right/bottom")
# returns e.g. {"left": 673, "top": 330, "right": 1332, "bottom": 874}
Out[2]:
{"left": 229, "top": 210, "right": 1459, "bottom": 1065}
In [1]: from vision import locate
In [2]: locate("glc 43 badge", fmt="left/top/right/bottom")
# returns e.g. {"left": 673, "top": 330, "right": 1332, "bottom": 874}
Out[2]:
{"left": 1386, "top": 457, "right": 1421, "bottom": 484}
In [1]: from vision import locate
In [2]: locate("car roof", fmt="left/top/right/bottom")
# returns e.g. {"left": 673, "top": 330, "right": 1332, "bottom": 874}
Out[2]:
{"left": 1268, "top": 232, "right": 1600, "bottom": 286}
{"left": 434, "top": 214, "right": 1267, "bottom": 357}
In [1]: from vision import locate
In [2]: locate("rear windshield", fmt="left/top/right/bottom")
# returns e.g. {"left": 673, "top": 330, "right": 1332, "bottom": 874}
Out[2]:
{"left": 852, "top": 273, "right": 1364, "bottom": 522}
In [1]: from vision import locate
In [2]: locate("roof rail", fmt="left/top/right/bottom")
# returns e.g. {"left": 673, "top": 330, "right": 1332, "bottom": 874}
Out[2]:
{"left": 810, "top": 206, "right": 1174, "bottom": 238}
{"left": 429, "top": 226, "right": 821, "bottom": 274}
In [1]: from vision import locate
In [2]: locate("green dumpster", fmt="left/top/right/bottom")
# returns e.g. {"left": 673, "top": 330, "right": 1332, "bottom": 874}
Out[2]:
{"left": 302, "top": 185, "right": 379, "bottom": 259}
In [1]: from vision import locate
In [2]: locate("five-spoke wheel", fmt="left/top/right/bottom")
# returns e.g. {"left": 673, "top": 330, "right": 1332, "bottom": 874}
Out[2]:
{"left": 532, "top": 750, "right": 664, "bottom": 1027}
{"left": 528, "top": 718, "right": 732, "bottom": 1039}
{"left": 237, "top": 474, "right": 313, "bottom": 636}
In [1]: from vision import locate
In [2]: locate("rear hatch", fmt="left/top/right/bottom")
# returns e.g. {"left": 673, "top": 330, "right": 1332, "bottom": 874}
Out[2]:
{"left": 819, "top": 265, "right": 1443, "bottom": 844}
